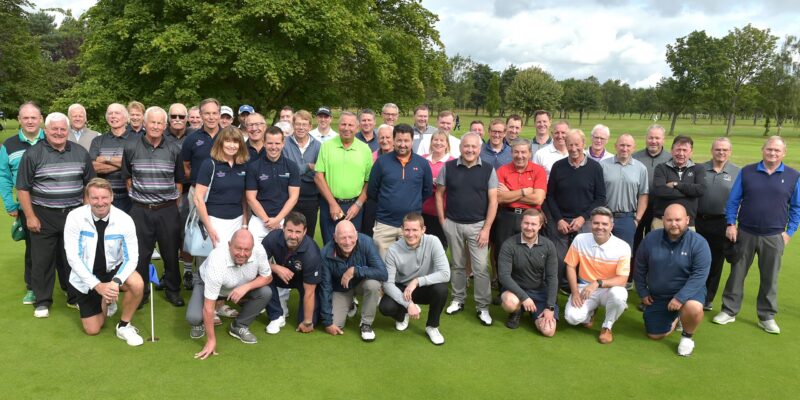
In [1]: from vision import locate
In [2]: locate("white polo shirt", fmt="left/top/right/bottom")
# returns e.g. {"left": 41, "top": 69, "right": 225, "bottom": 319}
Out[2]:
{"left": 199, "top": 242, "right": 272, "bottom": 300}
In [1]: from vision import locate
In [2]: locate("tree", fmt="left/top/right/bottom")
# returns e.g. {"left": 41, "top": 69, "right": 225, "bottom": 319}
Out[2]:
{"left": 0, "top": 1, "right": 49, "bottom": 115}
{"left": 499, "top": 64, "right": 518, "bottom": 116}
{"left": 754, "top": 36, "right": 800, "bottom": 136}
{"left": 718, "top": 24, "right": 778, "bottom": 135}
{"left": 505, "top": 66, "right": 563, "bottom": 125}
{"left": 468, "top": 63, "right": 493, "bottom": 115}
{"left": 600, "top": 79, "right": 631, "bottom": 119}
{"left": 485, "top": 73, "right": 500, "bottom": 117}
{"left": 443, "top": 54, "right": 476, "bottom": 110}
{"left": 562, "top": 76, "right": 601, "bottom": 125}
{"left": 58, "top": 0, "right": 446, "bottom": 124}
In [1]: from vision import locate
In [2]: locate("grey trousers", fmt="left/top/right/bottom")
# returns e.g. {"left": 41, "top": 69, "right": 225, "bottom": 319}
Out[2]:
{"left": 443, "top": 218, "right": 491, "bottom": 309}
{"left": 721, "top": 229, "right": 784, "bottom": 321}
{"left": 332, "top": 279, "right": 382, "bottom": 327}
{"left": 186, "top": 278, "right": 272, "bottom": 328}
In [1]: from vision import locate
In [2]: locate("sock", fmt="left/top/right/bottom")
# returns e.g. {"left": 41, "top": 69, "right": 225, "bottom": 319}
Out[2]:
{"left": 681, "top": 331, "right": 693, "bottom": 339}
{"left": 118, "top": 320, "right": 129, "bottom": 328}
{"left": 183, "top": 261, "right": 193, "bottom": 273}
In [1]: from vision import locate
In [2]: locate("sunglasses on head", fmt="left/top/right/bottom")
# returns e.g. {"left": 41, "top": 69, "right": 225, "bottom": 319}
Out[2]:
{"left": 170, "top": 114, "right": 187, "bottom": 120}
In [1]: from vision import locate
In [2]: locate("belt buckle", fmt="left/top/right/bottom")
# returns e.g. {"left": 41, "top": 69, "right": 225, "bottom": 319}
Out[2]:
{"left": 514, "top": 208, "right": 524, "bottom": 215}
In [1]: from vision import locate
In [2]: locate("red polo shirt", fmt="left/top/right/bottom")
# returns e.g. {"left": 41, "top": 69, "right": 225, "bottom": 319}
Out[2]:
{"left": 496, "top": 161, "right": 547, "bottom": 209}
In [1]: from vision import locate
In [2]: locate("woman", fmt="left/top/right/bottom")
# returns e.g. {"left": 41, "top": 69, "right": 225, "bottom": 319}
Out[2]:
{"left": 422, "top": 130, "right": 456, "bottom": 250}
{"left": 194, "top": 126, "right": 250, "bottom": 247}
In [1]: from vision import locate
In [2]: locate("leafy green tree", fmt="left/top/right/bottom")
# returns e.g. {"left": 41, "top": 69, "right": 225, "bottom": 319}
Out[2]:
{"left": 444, "top": 54, "right": 475, "bottom": 110}
{"left": 499, "top": 64, "right": 518, "bottom": 116}
{"left": 601, "top": 79, "right": 631, "bottom": 119}
{"left": 468, "top": 63, "right": 493, "bottom": 115}
{"left": 485, "top": 73, "right": 500, "bottom": 117}
{"left": 754, "top": 36, "right": 800, "bottom": 136}
{"left": 562, "top": 76, "right": 601, "bottom": 125}
{"left": 505, "top": 66, "right": 563, "bottom": 125}
{"left": 0, "top": 1, "right": 49, "bottom": 115}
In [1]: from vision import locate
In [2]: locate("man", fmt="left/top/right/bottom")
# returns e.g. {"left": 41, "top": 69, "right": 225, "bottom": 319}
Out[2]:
{"left": 187, "top": 106, "right": 203, "bottom": 131}
{"left": 126, "top": 101, "right": 146, "bottom": 135}
{"left": 381, "top": 103, "right": 399, "bottom": 126}
{"left": 651, "top": 135, "right": 705, "bottom": 229}
{"left": 63, "top": 178, "right": 144, "bottom": 346}
{"left": 416, "top": 110, "right": 461, "bottom": 157}
{"left": 245, "top": 112, "right": 266, "bottom": 159}
{"left": 121, "top": 106, "right": 185, "bottom": 307}
{"left": 314, "top": 112, "right": 373, "bottom": 244}
{"left": 587, "top": 124, "right": 614, "bottom": 162}
{"left": 355, "top": 108, "right": 379, "bottom": 152}
{"left": 91, "top": 103, "right": 139, "bottom": 213}
{"left": 436, "top": 133, "right": 498, "bottom": 325}
{"left": 504, "top": 114, "right": 523, "bottom": 146}
{"left": 186, "top": 230, "right": 272, "bottom": 358}
{"left": 632, "top": 125, "right": 671, "bottom": 253}
{"left": 166, "top": 103, "right": 190, "bottom": 147}
{"left": 0, "top": 102, "right": 45, "bottom": 305}
{"left": 279, "top": 106, "right": 294, "bottom": 123}
{"left": 309, "top": 107, "right": 338, "bottom": 143}
{"left": 219, "top": 106, "right": 234, "bottom": 129}
{"left": 262, "top": 212, "right": 321, "bottom": 335}
{"left": 714, "top": 136, "right": 800, "bottom": 334}
{"left": 319, "top": 220, "right": 387, "bottom": 341}
{"left": 635, "top": 204, "right": 710, "bottom": 356}
{"left": 529, "top": 111, "right": 553, "bottom": 155}
{"left": 469, "top": 120, "right": 485, "bottom": 140}
{"left": 165, "top": 103, "right": 193, "bottom": 288}
{"left": 546, "top": 129, "right": 606, "bottom": 290}
{"left": 696, "top": 138, "right": 739, "bottom": 311}
{"left": 17, "top": 112, "right": 95, "bottom": 317}
{"left": 480, "top": 119, "right": 511, "bottom": 170}
{"left": 411, "top": 105, "right": 437, "bottom": 153}
{"left": 67, "top": 103, "right": 100, "bottom": 151}
{"left": 564, "top": 207, "right": 630, "bottom": 344}
{"left": 532, "top": 120, "right": 569, "bottom": 177}
{"left": 379, "top": 213, "right": 450, "bottom": 345}
{"left": 600, "top": 134, "right": 648, "bottom": 250}
{"left": 246, "top": 125, "right": 301, "bottom": 243}
{"left": 237, "top": 104, "right": 254, "bottom": 129}
{"left": 284, "top": 110, "right": 322, "bottom": 238}
{"left": 498, "top": 209, "right": 558, "bottom": 336}
{"left": 367, "top": 124, "right": 432, "bottom": 257}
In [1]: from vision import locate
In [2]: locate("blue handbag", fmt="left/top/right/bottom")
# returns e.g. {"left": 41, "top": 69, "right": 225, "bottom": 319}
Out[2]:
{"left": 183, "top": 162, "right": 215, "bottom": 256}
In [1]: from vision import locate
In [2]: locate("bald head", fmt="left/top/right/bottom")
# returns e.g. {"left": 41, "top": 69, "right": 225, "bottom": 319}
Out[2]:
{"left": 229, "top": 229, "right": 255, "bottom": 265}
{"left": 334, "top": 220, "right": 358, "bottom": 254}
{"left": 663, "top": 204, "right": 689, "bottom": 240}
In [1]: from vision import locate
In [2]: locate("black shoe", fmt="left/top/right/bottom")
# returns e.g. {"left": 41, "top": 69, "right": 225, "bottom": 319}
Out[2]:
{"left": 154, "top": 275, "right": 166, "bottom": 291}
{"left": 183, "top": 271, "right": 194, "bottom": 290}
{"left": 166, "top": 291, "right": 185, "bottom": 307}
{"left": 637, "top": 302, "right": 646, "bottom": 312}
{"left": 505, "top": 310, "right": 522, "bottom": 329}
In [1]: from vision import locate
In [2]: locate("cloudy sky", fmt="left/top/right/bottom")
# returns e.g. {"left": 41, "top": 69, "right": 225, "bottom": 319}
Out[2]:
{"left": 36, "top": 0, "right": 800, "bottom": 88}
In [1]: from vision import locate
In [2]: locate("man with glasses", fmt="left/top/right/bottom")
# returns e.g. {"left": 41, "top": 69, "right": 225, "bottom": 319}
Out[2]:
{"left": 381, "top": 103, "right": 399, "bottom": 127}
{"left": 245, "top": 114, "right": 266, "bottom": 159}
{"left": 587, "top": 124, "right": 614, "bottom": 162}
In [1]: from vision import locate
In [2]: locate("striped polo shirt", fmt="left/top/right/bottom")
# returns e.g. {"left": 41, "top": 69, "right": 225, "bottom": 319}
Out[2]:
{"left": 0, "top": 129, "right": 44, "bottom": 212}
{"left": 16, "top": 140, "right": 95, "bottom": 208}
{"left": 564, "top": 232, "right": 631, "bottom": 282}
{"left": 121, "top": 135, "right": 184, "bottom": 204}
{"left": 90, "top": 130, "right": 140, "bottom": 198}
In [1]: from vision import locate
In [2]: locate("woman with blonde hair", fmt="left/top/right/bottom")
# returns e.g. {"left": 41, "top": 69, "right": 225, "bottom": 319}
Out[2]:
{"left": 421, "top": 130, "right": 456, "bottom": 250}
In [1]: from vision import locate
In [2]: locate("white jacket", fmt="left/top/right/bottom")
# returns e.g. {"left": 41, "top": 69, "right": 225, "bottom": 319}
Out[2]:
{"left": 64, "top": 204, "right": 139, "bottom": 294}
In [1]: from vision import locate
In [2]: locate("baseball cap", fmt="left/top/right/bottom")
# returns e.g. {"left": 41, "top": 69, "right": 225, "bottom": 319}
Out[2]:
{"left": 316, "top": 107, "right": 332, "bottom": 117}
{"left": 220, "top": 106, "right": 234, "bottom": 117}
{"left": 238, "top": 105, "right": 254, "bottom": 115}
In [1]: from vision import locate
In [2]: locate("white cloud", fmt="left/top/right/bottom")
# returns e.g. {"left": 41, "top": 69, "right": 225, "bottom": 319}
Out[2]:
{"left": 633, "top": 73, "right": 664, "bottom": 88}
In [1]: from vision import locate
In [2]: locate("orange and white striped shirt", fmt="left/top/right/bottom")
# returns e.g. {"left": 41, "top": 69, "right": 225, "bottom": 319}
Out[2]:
{"left": 564, "top": 233, "right": 630, "bottom": 282}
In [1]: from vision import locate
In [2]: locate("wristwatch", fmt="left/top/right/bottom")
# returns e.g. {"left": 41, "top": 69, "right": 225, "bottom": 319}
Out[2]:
{"left": 596, "top": 279, "right": 603, "bottom": 289}
{"left": 105, "top": 155, "right": 112, "bottom": 162}
{"left": 112, "top": 277, "right": 123, "bottom": 287}
{"left": 546, "top": 306, "right": 555, "bottom": 312}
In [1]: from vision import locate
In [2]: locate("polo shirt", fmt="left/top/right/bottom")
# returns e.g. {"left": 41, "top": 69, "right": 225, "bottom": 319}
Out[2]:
{"left": 165, "top": 130, "right": 188, "bottom": 149}
{"left": 435, "top": 157, "right": 498, "bottom": 224}
{"left": 283, "top": 135, "right": 322, "bottom": 200}
{"left": 495, "top": 161, "right": 547, "bottom": 210}
{"left": 587, "top": 148, "right": 614, "bottom": 162}
{"left": 121, "top": 135, "right": 184, "bottom": 204}
{"left": 261, "top": 230, "right": 322, "bottom": 289}
{"left": 367, "top": 152, "right": 433, "bottom": 227}
{"left": 698, "top": 160, "right": 739, "bottom": 216}
{"left": 422, "top": 153, "right": 456, "bottom": 215}
{"left": 564, "top": 232, "right": 631, "bottom": 282}
{"left": 726, "top": 161, "right": 800, "bottom": 236}
{"left": 196, "top": 158, "right": 247, "bottom": 219}
{"left": 532, "top": 143, "right": 567, "bottom": 177}
{"left": 0, "top": 129, "right": 44, "bottom": 212}
{"left": 356, "top": 130, "right": 379, "bottom": 152}
{"left": 16, "top": 140, "right": 95, "bottom": 208}
{"left": 245, "top": 154, "right": 301, "bottom": 216}
{"left": 601, "top": 156, "right": 648, "bottom": 213}
{"left": 315, "top": 136, "right": 373, "bottom": 199}
{"left": 247, "top": 142, "right": 265, "bottom": 161}
{"left": 546, "top": 156, "right": 606, "bottom": 222}
{"left": 309, "top": 128, "right": 338, "bottom": 144}
{"left": 90, "top": 130, "right": 140, "bottom": 198}
{"left": 632, "top": 148, "right": 671, "bottom": 196}
{"left": 180, "top": 127, "right": 218, "bottom": 184}
{"left": 497, "top": 234, "right": 558, "bottom": 308}
{"left": 199, "top": 242, "right": 271, "bottom": 300}
{"left": 530, "top": 136, "right": 553, "bottom": 156}
{"left": 480, "top": 142, "right": 512, "bottom": 170}
{"left": 412, "top": 125, "right": 437, "bottom": 153}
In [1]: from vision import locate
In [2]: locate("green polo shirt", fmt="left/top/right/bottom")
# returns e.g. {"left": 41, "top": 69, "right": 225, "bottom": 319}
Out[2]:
{"left": 315, "top": 136, "right": 373, "bottom": 199}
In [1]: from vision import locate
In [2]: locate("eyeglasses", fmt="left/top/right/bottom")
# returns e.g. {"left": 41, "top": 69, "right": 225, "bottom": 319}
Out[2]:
{"left": 170, "top": 115, "right": 187, "bottom": 120}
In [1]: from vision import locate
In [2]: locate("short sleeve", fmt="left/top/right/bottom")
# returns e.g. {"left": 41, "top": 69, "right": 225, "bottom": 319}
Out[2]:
{"left": 196, "top": 159, "right": 214, "bottom": 187}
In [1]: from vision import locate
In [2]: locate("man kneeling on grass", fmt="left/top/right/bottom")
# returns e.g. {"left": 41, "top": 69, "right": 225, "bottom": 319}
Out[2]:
{"left": 634, "top": 204, "right": 710, "bottom": 356}
{"left": 64, "top": 178, "right": 143, "bottom": 346}
{"left": 379, "top": 213, "right": 450, "bottom": 345}
{"left": 186, "top": 229, "right": 272, "bottom": 359}
{"left": 498, "top": 208, "right": 559, "bottom": 336}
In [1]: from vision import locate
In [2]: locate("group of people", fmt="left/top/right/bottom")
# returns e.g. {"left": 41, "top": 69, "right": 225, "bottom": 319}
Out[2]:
{"left": 1, "top": 100, "right": 796, "bottom": 358}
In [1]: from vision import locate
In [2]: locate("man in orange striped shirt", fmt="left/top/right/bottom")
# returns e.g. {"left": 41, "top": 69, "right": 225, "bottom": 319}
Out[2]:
{"left": 564, "top": 207, "right": 631, "bottom": 344}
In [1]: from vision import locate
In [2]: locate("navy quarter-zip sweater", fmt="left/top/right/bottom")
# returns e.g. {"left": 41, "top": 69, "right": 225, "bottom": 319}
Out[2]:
{"left": 634, "top": 229, "right": 711, "bottom": 303}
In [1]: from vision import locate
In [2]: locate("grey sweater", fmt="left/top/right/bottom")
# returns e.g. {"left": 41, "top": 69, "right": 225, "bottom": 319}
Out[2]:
{"left": 383, "top": 234, "right": 450, "bottom": 307}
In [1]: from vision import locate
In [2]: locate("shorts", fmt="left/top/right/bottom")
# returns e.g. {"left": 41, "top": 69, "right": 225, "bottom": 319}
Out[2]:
{"left": 524, "top": 288, "right": 560, "bottom": 320}
{"left": 72, "top": 268, "right": 118, "bottom": 319}
{"left": 643, "top": 294, "right": 704, "bottom": 335}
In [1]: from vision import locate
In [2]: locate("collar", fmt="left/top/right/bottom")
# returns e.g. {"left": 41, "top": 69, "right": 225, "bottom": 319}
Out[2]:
{"left": 666, "top": 158, "right": 696, "bottom": 169}
{"left": 43, "top": 139, "right": 70, "bottom": 153}
{"left": 568, "top": 155, "right": 588, "bottom": 168}
{"left": 533, "top": 135, "right": 552, "bottom": 146}
{"left": 518, "top": 234, "right": 540, "bottom": 246}
{"left": 356, "top": 130, "right": 376, "bottom": 142}
{"left": 456, "top": 156, "right": 482, "bottom": 167}
{"left": 614, "top": 156, "right": 634, "bottom": 166}
{"left": 483, "top": 142, "right": 509, "bottom": 155}
{"left": 757, "top": 161, "right": 785, "bottom": 173}
{"left": 661, "top": 229, "right": 688, "bottom": 245}
{"left": 18, "top": 129, "right": 44, "bottom": 145}
{"left": 91, "top": 212, "right": 110, "bottom": 222}
{"left": 141, "top": 134, "right": 165, "bottom": 149}
{"left": 588, "top": 147, "right": 606, "bottom": 158}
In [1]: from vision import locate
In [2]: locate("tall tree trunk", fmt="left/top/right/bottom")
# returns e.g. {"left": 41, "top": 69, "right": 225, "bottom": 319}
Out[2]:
{"left": 669, "top": 111, "right": 679, "bottom": 136}
{"left": 579, "top": 109, "right": 584, "bottom": 126}
{"left": 754, "top": 112, "right": 758, "bottom": 126}
{"left": 692, "top": 113, "right": 697, "bottom": 124}
{"left": 725, "top": 97, "right": 737, "bottom": 136}
{"left": 763, "top": 115, "right": 771, "bottom": 136}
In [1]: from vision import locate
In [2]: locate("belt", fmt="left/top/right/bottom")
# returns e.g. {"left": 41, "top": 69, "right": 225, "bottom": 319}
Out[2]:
{"left": 697, "top": 214, "right": 725, "bottom": 220}
{"left": 612, "top": 212, "right": 636, "bottom": 218}
{"left": 502, "top": 207, "right": 529, "bottom": 215}
{"left": 134, "top": 200, "right": 175, "bottom": 210}
{"left": 335, "top": 197, "right": 358, "bottom": 204}
{"left": 35, "top": 204, "right": 79, "bottom": 213}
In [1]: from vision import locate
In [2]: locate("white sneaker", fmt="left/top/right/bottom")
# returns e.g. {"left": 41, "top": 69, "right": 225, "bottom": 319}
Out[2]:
{"left": 116, "top": 323, "right": 144, "bottom": 346}
{"left": 33, "top": 306, "right": 49, "bottom": 318}
{"left": 151, "top": 248, "right": 161, "bottom": 260}
{"left": 426, "top": 326, "right": 445, "bottom": 345}
{"left": 360, "top": 323, "right": 376, "bottom": 342}
{"left": 347, "top": 301, "right": 358, "bottom": 318}
{"left": 396, "top": 314, "right": 410, "bottom": 331}
{"left": 477, "top": 308, "right": 493, "bottom": 326}
{"left": 266, "top": 316, "right": 286, "bottom": 335}
{"left": 758, "top": 319, "right": 781, "bottom": 334}
{"left": 712, "top": 311, "right": 736, "bottom": 325}
{"left": 445, "top": 301, "right": 464, "bottom": 315}
{"left": 677, "top": 336, "right": 695, "bottom": 356}
{"left": 107, "top": 301, "right": 118, "bottom": 317}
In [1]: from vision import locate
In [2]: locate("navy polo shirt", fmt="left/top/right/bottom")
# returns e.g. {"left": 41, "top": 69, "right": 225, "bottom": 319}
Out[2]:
{"left": 180, "top": 127, "right": 217, "bottom": 184}
{"left": 261, "top": 229, "right": 322, "bottom": 289}
{"left": 196, "top": 158, "right": 246, "bottom": 219}
{"left": 245, "top": 154, "right": 301, "bottom": 216}
{"left": 247, "top": 143, "right": 265, "bottom": 161}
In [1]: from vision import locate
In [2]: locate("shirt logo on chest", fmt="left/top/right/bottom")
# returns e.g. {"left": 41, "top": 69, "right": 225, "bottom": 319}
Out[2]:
{"left": 196, "top": 140, "right": 204, "bottom": 146}
{"left": 216, "top": 171, "right": 226, "bottom": 178}
{"left": 259, "top": 174, "right": 269, "bottom": 181}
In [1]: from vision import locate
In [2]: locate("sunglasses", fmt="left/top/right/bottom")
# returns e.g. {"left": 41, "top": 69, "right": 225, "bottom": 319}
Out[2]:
{"left": 170, "top": 114, "right": 187, "bottom": 120}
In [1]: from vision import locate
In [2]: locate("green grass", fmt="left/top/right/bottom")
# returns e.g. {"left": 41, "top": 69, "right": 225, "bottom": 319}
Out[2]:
{"left": 2, "top": 116, "right": 800, "bottom": 398}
